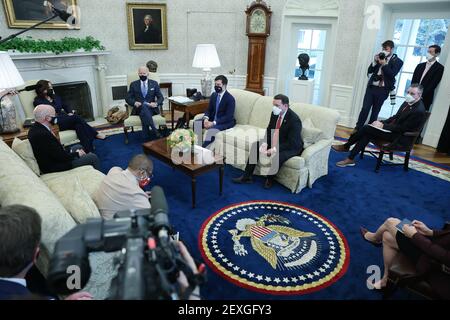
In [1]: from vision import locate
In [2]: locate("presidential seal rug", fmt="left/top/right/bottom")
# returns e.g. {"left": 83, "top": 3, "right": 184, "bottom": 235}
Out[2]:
{"left": 199, "top": 201, "right": 350, "bottom": 295}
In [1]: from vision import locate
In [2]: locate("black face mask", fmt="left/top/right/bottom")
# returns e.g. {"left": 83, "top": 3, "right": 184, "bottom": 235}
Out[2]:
{"left": 140, "top": 75, "right": 148, "bottom": 82}
{"left": 47, "top": 89, "right": 55, "bottom": 97}
{"left": 49, "top": 116, "right": 57, "bottom": 125}
{"left": 214, "top": 86, "right": 223, "bottom": 93}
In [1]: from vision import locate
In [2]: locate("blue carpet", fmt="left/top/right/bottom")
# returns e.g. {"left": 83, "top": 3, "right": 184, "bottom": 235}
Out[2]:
{"left": 93, "top": 132, "right": 450, "bottom": 300}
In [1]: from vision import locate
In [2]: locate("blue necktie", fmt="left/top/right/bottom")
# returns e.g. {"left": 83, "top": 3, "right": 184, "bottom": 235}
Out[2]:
{"left": 214, "top": 94, "right": 221, "bottom": 122}
{"left": 141, "top": 81, "right": 148, "bottom": 99}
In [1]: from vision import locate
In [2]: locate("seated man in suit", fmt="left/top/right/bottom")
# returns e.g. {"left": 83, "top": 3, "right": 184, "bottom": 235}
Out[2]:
{"left": 28, "top": 105, "right": 101, "bottom": 174}
{"left": 0, "top": 205, "right": 92, "bottom": 300}
{"left": 232, "top": 94, "right": 303, "bottom": 189}
{"left": 126, "top": 66, "right": 164, "bottom": 141}
{"left": 93, "top": 154, "right": 153, "bottom": 220}
{"left": 332, "top": 83, "right": 426, "bottom": 167}
{"left": 197, "top": 75, "right": 236, "bottom": 147}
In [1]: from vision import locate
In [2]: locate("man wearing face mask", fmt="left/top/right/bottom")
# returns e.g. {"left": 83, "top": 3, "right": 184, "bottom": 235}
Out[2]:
{"left": 333, "top": 84, "right": 426, "bottom": 167}
{"left": 232, "top": 94, "right": 303, "bottom": 189}
{"left": 28, "top": 105, "right": 101, "bottom": 174}
{"left": 412, "top": 45, "right": 444, "bottom": 112}
{"left": 354, "top": 40, "right": 404, "bottom": 132}
{"left": 126, "top": 66, "right": 164, "bottom": 141}
{"left": 33, "top": 80, "right": 106, "bottom": 153}
{"left": 93, "top": 154, "right": 153, "bottom": 220}
{"left": 198, "top": 75, "right": 236, "bottom": 147}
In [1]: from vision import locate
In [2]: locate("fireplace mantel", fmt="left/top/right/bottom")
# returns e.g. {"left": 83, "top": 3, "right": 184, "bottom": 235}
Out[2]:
{"left": 10, "top": 50, "right": 111, "bottom": 117}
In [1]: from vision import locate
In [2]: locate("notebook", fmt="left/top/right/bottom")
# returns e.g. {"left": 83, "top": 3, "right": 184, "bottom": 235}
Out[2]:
{"left": 368, "top": 124, "right": 392, "bottom": 133}
{"left": 396, "top": 218, "right": 413, "bottom": 233}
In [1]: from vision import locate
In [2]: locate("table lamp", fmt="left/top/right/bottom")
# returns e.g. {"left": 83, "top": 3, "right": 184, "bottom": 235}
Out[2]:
{"left": 192, "top": 44, "right": 220, "bottom": 98}
{"left": 0, "top": 51, "right": 25, "bottom": 133}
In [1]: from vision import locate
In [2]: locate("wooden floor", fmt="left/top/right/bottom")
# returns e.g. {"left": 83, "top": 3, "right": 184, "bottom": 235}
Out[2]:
{"left": 335, "top": 125, "right": 450, "bottom": 166}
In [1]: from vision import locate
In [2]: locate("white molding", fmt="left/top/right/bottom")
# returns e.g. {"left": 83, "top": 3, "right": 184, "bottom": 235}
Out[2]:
{"left": 277, "top": 1, "right": 339, "bottom": 107}
{"left": 285, "top": 0, "right": 339, "bottom": 17}
{"left": 329, "top": 84, "right": 354, "bottom": 127}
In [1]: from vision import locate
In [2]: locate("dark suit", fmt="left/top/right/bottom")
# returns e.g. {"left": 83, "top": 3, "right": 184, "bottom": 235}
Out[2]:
{"left": 244, "top": 108, "right": 303, "bottom": 179}
{"left": 346, "top": 100, "right": 426, "bottom": 160}
{"left": 204, "top": 91, "right": 236, "bottom": 131}
{"left": 0, "top": 279, "right": 33, "bottom": 300}
{"left": 126, "top": 79, "right": 164, "bottom": 140}
{"left": 201, "top": 90, "right": 236, "bottom": 147}
{"left": 410, "top": 223, "right": 450, "bottom": 299}
{"left": 412, "top": 61, "right": 444, "bottom": 111}
{"left": 28, "top": 122, "right": 100, "bottom": 174}
{"left": 33, "top": 96, "right": 98, "bottom": 153}
{"left": 28, "top": 122, "right": 77, "bottom": 173}
{"left": 356, "top": 54, "right": 404, "bottom": 129}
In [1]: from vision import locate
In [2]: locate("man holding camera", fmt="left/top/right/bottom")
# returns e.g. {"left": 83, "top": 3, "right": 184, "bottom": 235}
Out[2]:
{"left": 0, "top": 205, "right": 92, "bottom": 300}
{"left": 354, "top": 40, "right": 403, "bottom": 132}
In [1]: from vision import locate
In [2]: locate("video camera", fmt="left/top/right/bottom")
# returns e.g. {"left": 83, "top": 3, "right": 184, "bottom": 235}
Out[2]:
{"left": 47, "top": 186, "right": 205, "bottom": 300}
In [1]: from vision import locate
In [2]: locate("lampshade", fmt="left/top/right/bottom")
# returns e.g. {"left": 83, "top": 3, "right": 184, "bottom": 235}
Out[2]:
{"left": 192, "top": 44, "right": 221, "bottom": 70}
{"left": 0, "top": 51, "right": 24, "bottom": 90}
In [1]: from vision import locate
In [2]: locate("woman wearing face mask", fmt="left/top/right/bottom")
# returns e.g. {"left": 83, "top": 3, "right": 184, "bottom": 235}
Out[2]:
{"left": 333, "top": 83, "right": 426, "bottom": 168}
{"left": 33, "top": 80, "right": 105, "bottom": 153}
{"left": 93, "top": 154, "right": 153, "bottom": 220}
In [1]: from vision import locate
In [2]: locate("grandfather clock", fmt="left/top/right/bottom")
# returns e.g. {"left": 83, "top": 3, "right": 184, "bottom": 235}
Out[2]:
{"left": 245, "top": 0, "right": 272, "bottom": 95}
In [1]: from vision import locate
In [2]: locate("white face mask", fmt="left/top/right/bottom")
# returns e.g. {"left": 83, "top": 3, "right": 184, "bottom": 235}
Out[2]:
{"left": 272, "top": 106, "right": 282, "bottom": 116}
{"left": 426, "top": 53, "right": 435, "bottom": 61}
{"left": 405, "top": 94, "right": 416, "bottom": 104}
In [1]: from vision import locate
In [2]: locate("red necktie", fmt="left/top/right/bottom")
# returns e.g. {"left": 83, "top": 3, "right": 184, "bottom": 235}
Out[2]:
{"left": 272, "top": 115, "right": 283, "bottom": 149}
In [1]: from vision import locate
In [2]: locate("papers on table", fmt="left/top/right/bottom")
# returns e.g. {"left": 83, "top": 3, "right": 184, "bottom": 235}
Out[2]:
{"left": 168, "top": 96, "right": 193, "bottom": 104}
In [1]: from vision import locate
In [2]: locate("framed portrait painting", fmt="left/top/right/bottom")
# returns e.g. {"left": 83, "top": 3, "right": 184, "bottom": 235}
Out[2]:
{"left": 2, "top": 0, "right": 79, "bottom": 29}
{"left": 127, "top": 3, "right": 168, "bottom": 50}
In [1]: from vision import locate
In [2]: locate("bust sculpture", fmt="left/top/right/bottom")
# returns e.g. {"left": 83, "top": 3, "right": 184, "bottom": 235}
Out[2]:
{"left": 298, "top": 53, "right": 310, "bottom": 80}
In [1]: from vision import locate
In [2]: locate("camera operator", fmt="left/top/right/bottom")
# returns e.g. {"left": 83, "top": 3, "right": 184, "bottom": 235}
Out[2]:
{"left": 0, "top": 205, "right": 92, "bottom": 300}
{"left": 93, "top": 154, "right": 153, "bottom": 220}
{"left": 354, "top": 40, "right": 404, "bottom": 132}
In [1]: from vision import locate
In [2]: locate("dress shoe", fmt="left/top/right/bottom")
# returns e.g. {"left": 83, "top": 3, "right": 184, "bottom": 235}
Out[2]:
{"left": 331, "top": 144, "right": 349, "bottom": 152}
{"left": 232, "top": 175, "right": 253, "bottom": 184}
{"left": 263, "top": 178, "right": 273, "bottom": 189}
{"left": 360, "top": 226, "right": 382, "bottom": 247}
{"left": 336, "top": 158, "right": 356, "bottom": 167}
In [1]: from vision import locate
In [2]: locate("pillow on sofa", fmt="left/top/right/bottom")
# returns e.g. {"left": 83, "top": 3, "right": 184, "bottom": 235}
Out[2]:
{"left": 11, "top": 138, "right": 40, "bottom": 176}
{"left": 301, "top": 118, "right": 323, "bottom": 149}
{"left": 44, "top": 175, "right": 100, "bottom": 223}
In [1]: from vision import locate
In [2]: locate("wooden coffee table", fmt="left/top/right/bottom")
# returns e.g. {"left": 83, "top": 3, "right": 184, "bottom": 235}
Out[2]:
{"left": 142, "top": 138, "right": 224, "bottom": 208}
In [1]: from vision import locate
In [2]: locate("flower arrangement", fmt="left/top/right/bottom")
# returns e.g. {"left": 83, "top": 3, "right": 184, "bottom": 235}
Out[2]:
{"left": 167, "top": 129, "right": 197, "bottom": 152}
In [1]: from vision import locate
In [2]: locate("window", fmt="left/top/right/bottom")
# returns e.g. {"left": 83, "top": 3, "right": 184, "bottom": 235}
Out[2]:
{"left": 378, "top": 18, "right": 450, "bottom": 119}
{"left": 294, "top": 29, "right": 327, "bottom": 104}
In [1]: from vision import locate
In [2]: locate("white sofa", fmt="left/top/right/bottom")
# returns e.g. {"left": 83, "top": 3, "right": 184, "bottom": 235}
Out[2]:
{"left": 0, "top": 139, "right": 115, "bottom": 299}
{"left": 194, "top": 89, "right": 340, "bottom": 193}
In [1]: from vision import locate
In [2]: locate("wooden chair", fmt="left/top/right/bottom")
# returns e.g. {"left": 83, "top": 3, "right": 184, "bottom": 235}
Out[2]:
{"left": 383, "top": 221, "right": 450, "bottom": 300}
{"left": 360, "top": 112, "right": 431, "bottom": 173}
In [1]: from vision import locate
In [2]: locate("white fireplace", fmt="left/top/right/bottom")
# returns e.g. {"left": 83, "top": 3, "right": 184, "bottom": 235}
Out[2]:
{"left": 10, "top": 50, "right": 111, "bottom": 118}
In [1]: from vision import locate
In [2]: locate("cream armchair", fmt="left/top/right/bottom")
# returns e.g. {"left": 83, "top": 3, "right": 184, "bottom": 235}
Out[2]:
{"left": 123, "top": 73, "right": 166, "bottom": 144}
{"left": 202, "top": 89, "right": 340, "bottom": 193}
{"left": 17, "top": 80, "right": 79, "bottom": 147}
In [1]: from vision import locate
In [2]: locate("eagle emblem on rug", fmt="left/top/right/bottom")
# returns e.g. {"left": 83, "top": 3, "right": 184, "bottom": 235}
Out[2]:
{"left": 199, "top": 201, "right": 350, "bottom": 295}
{"left": 229, "top": 214, "right": 318, "bottom": 270}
